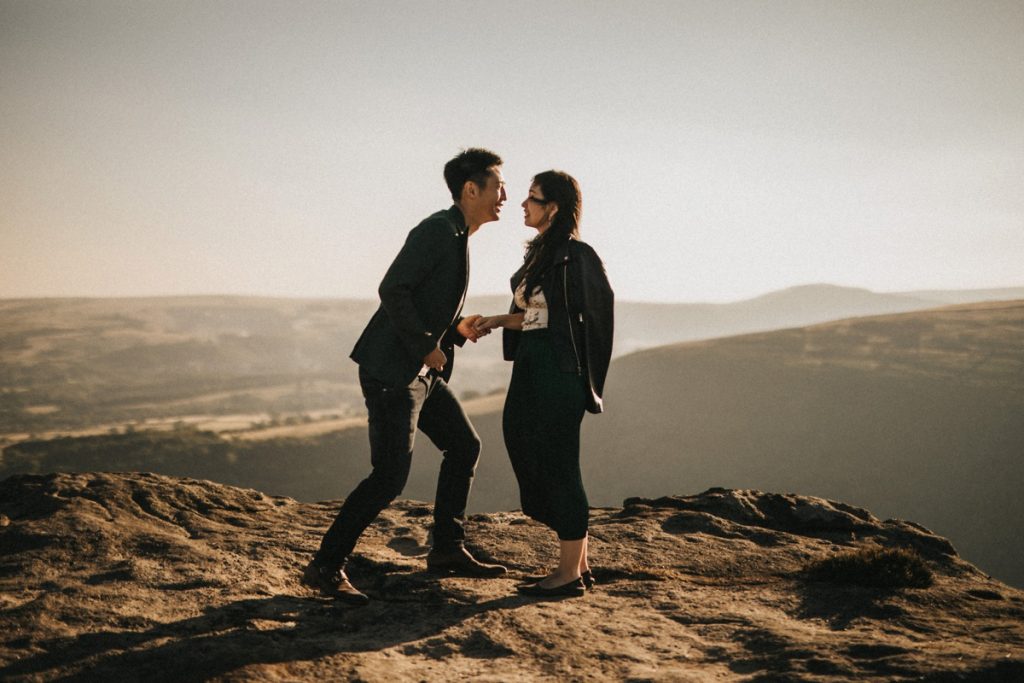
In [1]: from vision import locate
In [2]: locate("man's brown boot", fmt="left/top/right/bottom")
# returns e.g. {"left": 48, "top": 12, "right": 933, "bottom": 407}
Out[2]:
{"left": 301, "top": 560, "right": 369, "bottom": 605}
{"left": 426, "top": 546, "right": 507, "bottom": 577}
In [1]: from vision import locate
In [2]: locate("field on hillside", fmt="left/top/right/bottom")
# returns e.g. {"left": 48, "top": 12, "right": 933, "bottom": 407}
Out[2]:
{"left": 1, "top": 287, "right": 959, "bottom": 439}
{"left": 0, "top": 297, "right": 371, "bottom": 437}
{"left": 0, "top": 296, "right": 516, "bottom": 440}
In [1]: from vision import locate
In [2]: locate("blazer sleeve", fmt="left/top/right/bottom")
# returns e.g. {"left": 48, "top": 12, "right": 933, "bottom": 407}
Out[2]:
{"left": 378, "top": 219, "right": 447, "bottom": 360}
{"left": 446, "top": 316, "right": 469, "bottom": 348}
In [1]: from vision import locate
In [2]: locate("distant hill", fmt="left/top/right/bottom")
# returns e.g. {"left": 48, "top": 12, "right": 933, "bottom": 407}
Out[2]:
{"left": 2, "top": 284, "right": 996, "bottom": 437}
{"left": 609, "top": 284, "right": 935, "bottom": 355}
{"left": 894, "top": 286, "right": 1024, "bottom": 305}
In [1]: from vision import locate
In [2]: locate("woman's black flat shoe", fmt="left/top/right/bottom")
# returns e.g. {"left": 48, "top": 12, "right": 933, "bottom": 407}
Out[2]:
{"left": 581, "top": 570, "right": 596, "bottom": 590}
{"left": 517, "top": 577, "right": 586, "bottom": 598}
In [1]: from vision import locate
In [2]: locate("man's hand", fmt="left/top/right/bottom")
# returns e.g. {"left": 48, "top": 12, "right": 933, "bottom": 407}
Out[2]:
{"left": 423, "top": 347, "right": 447, "bottom": 372}
{"left": 457, "top": 314, "right": 490, "bottom": 342}
{"left": 473, "top": 315, "right": 503, "bottom": 333}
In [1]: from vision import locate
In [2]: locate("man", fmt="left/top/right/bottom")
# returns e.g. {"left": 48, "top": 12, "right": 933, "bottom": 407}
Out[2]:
{"left": 302, "top": 148, "right": 508, "bottom": 604}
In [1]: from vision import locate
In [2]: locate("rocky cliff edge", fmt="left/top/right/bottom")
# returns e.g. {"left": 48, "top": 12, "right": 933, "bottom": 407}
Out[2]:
{"left": 1, "top": 472, "right": 1022, "bottom": 681}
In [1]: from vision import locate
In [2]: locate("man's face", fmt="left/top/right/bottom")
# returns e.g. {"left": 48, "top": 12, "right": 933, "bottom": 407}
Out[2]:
{"left": 471, "top": 167, "right": 506, "bottom": 228}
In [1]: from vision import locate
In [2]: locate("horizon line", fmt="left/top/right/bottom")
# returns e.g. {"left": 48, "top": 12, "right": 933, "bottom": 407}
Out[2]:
{"left": 3, "top": 282, "right": 1024, "bottom": 307}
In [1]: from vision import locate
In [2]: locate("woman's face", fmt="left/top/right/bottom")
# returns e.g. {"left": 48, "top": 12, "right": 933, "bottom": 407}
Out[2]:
{"left": 521, "top": 184, "right": 556, "bottom": 232}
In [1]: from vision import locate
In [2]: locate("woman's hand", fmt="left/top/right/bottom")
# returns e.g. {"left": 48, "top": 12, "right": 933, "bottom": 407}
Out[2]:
{"left": 474, "top": 313, "right": 524, "bottom": 333}
{"left": 473, "top": 315, "right": 503, "bottom": 333}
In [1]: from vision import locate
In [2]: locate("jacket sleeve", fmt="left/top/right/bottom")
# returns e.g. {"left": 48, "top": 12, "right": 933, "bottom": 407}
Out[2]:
{"left": 576, "top": 243, "right": 614, "bottom": 411}
{"left": 378, "top": 220, "right": 446, "bottom": 360}
{"left": 446, "top": 316, "right": 469, "bottom": 348}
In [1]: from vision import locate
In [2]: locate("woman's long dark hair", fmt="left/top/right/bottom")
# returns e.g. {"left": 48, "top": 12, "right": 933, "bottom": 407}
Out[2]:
{"left": 522, "top": 170, "right": 582, "bottom": 294}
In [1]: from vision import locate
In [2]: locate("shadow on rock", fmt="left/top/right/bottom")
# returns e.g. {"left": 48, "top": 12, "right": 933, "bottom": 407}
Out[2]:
{"left": 1, "top": 584, "right": 528, "bottom": 681}
{"left": 794, "top": 581, "right": 908, "bottom": 630}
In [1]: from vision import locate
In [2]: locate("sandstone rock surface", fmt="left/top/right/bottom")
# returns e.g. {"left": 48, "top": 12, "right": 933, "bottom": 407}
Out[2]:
{"left": 1, "top": 472, "right": 1022, "bottom": 681}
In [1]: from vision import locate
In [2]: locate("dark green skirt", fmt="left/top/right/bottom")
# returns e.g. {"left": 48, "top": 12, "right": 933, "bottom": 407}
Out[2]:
{"left": 502, "top": 329, "right": 589, "bottom": 540}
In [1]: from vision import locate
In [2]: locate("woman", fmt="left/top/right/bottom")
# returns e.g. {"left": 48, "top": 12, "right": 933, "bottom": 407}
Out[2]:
{"left": 475, "top": 170, "right": 613, "bottom": 597}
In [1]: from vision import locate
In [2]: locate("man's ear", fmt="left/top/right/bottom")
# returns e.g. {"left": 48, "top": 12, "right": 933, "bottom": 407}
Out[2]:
{"left": 461, "top": 180, "right": 478, "bottom": 202}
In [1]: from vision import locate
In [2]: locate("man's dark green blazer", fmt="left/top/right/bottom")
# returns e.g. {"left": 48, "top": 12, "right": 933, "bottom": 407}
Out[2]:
{"left": 350, "top": 205, "right": 470, "bottom": 386}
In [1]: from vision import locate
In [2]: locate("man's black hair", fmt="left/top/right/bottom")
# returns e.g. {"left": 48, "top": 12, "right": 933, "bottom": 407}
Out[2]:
{"left": 444, "top": 148, "right": 503, "bottom": 202}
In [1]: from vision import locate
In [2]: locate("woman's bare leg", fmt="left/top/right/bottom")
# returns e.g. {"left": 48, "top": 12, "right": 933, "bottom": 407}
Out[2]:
{"left": 578, "top": 534, "right": 590, "bottom": 575}
{"left": 538, "top": 536, "right": 585, "bottom": 588}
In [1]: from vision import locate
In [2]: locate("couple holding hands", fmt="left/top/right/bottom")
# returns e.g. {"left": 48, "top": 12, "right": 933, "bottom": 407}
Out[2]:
{"left": 302, "top": 148, "right": 614, "bottom": 604}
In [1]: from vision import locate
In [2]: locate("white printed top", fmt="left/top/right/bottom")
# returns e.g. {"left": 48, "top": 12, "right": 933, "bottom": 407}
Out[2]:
{"left": 514, "top": 280, "right": 549, "bottom": 331}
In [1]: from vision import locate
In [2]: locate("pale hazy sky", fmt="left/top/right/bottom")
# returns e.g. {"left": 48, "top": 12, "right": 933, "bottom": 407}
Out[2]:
{"left": 2, "top": 0, "right": 1022, "bottom": 303}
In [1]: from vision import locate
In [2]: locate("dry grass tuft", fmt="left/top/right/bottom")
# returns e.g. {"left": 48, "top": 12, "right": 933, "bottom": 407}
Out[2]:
{"left": 802, "top": 546, "right": 934, "bottom": 589}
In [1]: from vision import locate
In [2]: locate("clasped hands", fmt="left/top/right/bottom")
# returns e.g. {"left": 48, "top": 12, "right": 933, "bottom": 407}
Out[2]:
{"left": 459, "top": 313, "right": 504, "bottom": 341}
{"left": 423, "top": 314, "right": 505, "bottom": 371}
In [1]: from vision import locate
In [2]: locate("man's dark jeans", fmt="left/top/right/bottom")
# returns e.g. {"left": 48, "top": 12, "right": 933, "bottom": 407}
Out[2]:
{"left": 314, "top": 367, "right": 481, "bottom": 569}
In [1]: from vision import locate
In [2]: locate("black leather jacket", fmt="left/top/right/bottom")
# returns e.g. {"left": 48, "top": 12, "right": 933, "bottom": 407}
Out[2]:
{"left": 503, "top": 239, "right": 614, "bottom": 414}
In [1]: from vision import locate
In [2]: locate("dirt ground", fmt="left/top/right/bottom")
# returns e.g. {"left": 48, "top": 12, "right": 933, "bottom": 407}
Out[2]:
{"left": 1, "top": 472, "right": 1022, "bottom": 681}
